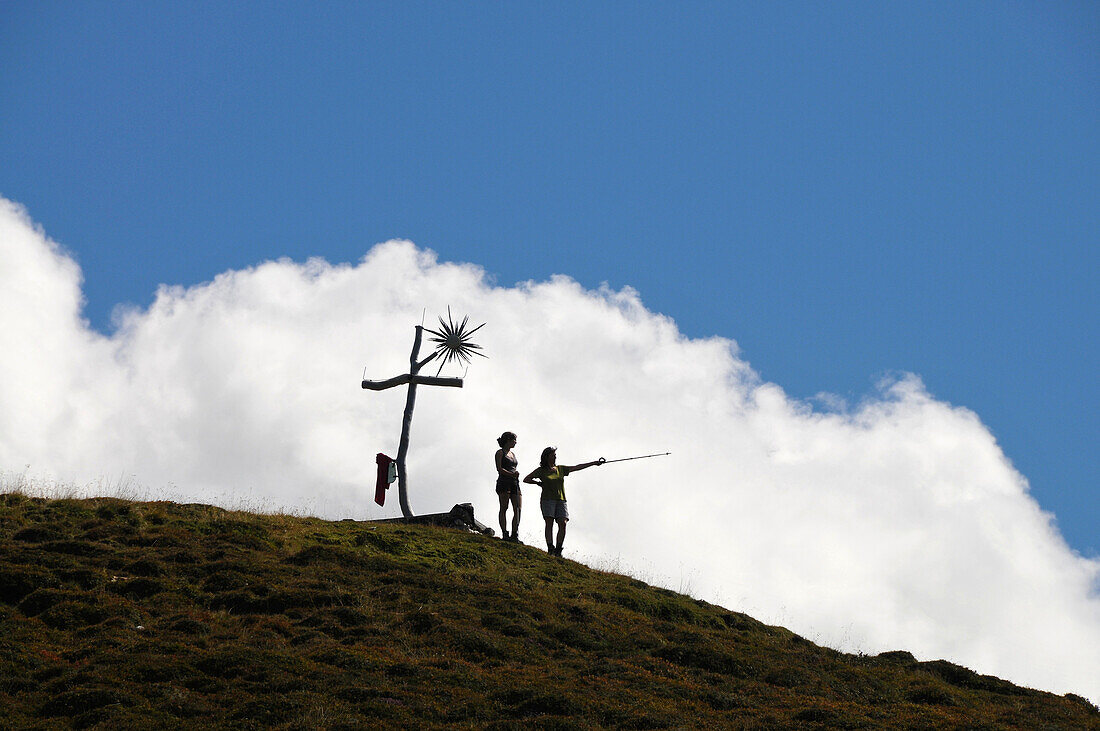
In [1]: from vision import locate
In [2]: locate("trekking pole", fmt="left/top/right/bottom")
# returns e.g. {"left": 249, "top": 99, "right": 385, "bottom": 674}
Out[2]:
{"left": 599, "top": 452, "right": 671, "bottom": 464}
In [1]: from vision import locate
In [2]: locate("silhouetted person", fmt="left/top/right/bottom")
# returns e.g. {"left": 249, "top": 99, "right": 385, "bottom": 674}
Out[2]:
{"left": 495, "top": 431, "right": 521, "bottom": 541}
{"left": 524, "top": 447, "right": 603, "bottom": 556}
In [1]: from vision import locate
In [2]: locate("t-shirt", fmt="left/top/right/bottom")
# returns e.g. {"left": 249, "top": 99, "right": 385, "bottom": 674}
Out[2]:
{"left": 533, "top": 465, "right": 571, "bottom": 502}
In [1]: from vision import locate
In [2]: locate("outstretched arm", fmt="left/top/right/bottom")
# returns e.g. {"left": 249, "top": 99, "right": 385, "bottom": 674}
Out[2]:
{"left": 562, "top": 458, "right": 606, "bottom": 472}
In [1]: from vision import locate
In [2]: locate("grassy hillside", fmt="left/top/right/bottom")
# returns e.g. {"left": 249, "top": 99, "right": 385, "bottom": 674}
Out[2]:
{"left": 0, "top": 493, "right": 1096, "bottom": 729}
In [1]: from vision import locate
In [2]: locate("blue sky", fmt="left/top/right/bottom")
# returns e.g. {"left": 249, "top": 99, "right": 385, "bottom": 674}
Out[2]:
{"left": 2, "top": 2, "right": 1097, "bottom": 555}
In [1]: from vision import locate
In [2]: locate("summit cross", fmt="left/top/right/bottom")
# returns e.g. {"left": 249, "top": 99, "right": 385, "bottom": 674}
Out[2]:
{"left": 362, "top": 310, "right": 485, "bottom": 518}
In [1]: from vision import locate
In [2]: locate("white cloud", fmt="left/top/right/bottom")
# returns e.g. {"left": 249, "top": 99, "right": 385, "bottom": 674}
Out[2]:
{"left": 2, "top": 196, "right": 1098, "bottom": 702}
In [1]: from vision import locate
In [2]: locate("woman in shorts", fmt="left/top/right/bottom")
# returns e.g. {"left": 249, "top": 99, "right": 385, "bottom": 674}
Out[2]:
{"left": 495, "top": 432, "right": 522, "bottom": 541}
{"left": 524, "top": 446, "right": 604, "bottom": 556}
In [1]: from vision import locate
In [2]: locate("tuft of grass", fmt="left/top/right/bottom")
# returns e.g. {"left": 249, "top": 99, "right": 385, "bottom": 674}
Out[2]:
{"left": 0, "top": 492, "right": 1096, "bottom": 728}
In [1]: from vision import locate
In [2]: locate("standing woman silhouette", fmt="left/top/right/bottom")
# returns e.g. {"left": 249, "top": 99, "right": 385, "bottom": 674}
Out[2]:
{"left": 495, "top": 432, "right": 522, "bottom": 541}
{"left": 524, "top": 447, "right": 604, "bottom": 556}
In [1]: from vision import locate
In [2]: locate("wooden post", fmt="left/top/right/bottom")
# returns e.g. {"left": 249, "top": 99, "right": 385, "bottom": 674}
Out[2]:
{"left": 394, "top": 326, "right": 424, "bottom": 518}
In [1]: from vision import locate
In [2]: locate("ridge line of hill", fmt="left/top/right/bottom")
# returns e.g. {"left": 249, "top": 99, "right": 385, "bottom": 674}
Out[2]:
{"left": 1, "top": 493, "right": 1097, "bottom": 729}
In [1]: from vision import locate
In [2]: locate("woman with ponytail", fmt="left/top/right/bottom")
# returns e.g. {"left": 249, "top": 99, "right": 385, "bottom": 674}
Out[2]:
{"left": 494, "top": 431, "right": 522, "bottom": 541}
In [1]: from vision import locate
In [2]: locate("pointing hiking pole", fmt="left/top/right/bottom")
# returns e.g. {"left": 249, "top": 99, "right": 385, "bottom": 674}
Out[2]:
{"left": 599, "top": 452, "right": 671, "bottom": 465}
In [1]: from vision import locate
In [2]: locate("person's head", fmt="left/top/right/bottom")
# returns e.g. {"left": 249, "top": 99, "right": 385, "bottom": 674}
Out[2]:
{"left": 540, "top": 446, "right": 557, "bottom": 468}
{"left": 497, "top": 431, "right": 517, "bottom": 448}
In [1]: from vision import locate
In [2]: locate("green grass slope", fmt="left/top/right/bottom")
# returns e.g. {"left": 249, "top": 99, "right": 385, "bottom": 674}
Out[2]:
{"left": 0, "top": 493, "right": 1096, "bottom": 729}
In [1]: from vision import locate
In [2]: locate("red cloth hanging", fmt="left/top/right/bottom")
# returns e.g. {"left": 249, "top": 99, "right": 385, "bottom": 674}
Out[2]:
{"left": 375, "top": 453, "right": 394, "bottom": 506}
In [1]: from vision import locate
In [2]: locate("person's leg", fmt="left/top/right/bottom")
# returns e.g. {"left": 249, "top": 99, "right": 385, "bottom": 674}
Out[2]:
{"left": 544, "top": 517, "right": 555, "bottom": 552}
{"left": 510, "top": 492, "right": 522, "bottom": 540}
{"left": 498, "top": 491, "right": 510, "bottom": 538}
{"left": 555, "top": 518, "right": 567, "bottom": 553}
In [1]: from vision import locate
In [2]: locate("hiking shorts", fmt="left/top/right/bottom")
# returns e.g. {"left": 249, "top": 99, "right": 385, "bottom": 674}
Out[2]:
{"left": 541, "top": 498, "right": 569, "bottom": 521}
{"left": 496, "top": 480, "right": 520, "bottom": 498}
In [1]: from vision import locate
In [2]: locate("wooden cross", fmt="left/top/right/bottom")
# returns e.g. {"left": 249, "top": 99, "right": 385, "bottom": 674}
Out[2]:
{"left": 362, "top": 311, "right": 485, "bottom": 518}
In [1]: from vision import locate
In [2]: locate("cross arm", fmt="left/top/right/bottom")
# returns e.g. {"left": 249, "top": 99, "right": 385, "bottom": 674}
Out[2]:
{"left": 362, "top": 374, "right": 464, "bottom": 390}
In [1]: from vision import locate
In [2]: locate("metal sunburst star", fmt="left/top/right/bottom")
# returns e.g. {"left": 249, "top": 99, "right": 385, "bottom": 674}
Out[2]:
{"left": 424, "top": 307, "right": 487, "bottom": 375}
